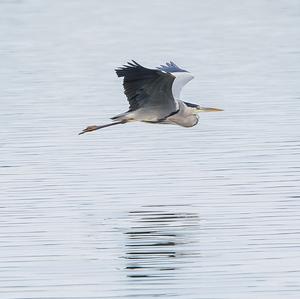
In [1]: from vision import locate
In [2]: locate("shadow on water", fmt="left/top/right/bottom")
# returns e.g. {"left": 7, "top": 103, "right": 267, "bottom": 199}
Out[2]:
{"left": 123, "top": 205, "right": 200, "bottom": 284}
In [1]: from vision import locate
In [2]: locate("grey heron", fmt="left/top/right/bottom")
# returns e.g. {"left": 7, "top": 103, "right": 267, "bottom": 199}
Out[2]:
{"left": 79, "top": 61, "right": 222, "bottom": 135}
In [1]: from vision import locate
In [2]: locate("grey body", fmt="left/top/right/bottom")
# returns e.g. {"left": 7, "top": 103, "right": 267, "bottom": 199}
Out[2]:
{"left": 114, "top": 100, "right": 198, "bottom": 127}
{"left": 79, "top": 61, "right": 222, "bottom": 135}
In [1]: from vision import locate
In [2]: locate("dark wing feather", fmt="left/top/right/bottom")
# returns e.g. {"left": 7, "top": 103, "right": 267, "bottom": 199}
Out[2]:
{"left": 115, "top": 61, "right": 177, "bottom": 117}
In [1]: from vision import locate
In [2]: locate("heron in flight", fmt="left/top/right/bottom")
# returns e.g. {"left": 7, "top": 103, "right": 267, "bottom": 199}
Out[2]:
{"left": 79, "top": 61, "right": 222, "bottom": 135}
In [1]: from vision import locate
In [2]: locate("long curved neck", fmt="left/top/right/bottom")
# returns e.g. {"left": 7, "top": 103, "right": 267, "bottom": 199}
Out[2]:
{"left": 167, "top": 101, "right": 199, "bottom": 127}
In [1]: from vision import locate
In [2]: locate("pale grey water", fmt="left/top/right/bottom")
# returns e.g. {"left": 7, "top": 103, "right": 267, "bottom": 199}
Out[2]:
{"left": 1, "top": 0, "right": 300, "bottom": 298}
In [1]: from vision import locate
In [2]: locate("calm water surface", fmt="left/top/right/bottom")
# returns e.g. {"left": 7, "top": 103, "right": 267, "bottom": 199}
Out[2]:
{"left": 1, "top": 0, "right": 300, "bottom": 298}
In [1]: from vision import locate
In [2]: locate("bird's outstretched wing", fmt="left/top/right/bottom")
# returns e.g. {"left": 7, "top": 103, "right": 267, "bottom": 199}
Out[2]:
{"left": 158, "top": 61, "right": 194, "bottom": 100}
{"left": 116, "top": 60, "right": 194, "bottom": 120}
{"left": 157, "top": 61, "right": 188, "bottom": 73}
{"left": 115, "top": 61, "right": 178, "bottom": 119}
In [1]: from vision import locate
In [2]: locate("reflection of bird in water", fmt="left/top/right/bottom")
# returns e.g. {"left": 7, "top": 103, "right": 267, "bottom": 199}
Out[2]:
{"left": 124, "top": 206, "right": 200, "bottom": 279}
{"left": 79, "top": 61, "right": 222, "bottom": 134}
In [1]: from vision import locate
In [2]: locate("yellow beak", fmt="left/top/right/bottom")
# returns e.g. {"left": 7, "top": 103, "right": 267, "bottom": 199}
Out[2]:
{"left": 197, "top": 107, "right": 223, "bottom": 112}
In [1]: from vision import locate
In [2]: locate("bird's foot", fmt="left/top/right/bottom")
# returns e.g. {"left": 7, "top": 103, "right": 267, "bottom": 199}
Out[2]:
{"left": 79, "top": 125, "right": 99, "bottom": 135}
